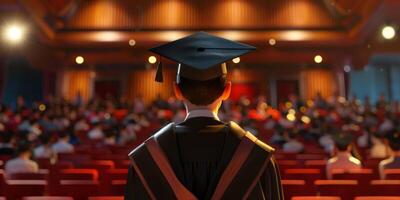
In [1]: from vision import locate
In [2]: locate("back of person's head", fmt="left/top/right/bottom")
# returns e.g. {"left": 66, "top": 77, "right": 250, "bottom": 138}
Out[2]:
{"left": 58, "top": 131, "right": 70, "bottom": 141}
{"left": 333, "top": 133, "right": 353, "bottom": 152}
{"left": 0, "top": 130, "right": 14, "bottom": 143}
{"left": 386, "top": 130, "right": 400, "bottom": 151}
{"left": 177, "top": 75, "right": 227, "bottom": 106}
{"left": 16, "top": 141, "right": 32, "bottom": 156}
{"left": 39, "top": 134, "right": 52, "bottom": 146}
{"left": 104, "top": 126, "right": 117, "bottom": 139}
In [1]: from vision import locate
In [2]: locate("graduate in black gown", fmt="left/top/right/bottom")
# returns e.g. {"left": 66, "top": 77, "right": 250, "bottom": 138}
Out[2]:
{"left": 124, "top": 32, "right": 283, "bottom": 200}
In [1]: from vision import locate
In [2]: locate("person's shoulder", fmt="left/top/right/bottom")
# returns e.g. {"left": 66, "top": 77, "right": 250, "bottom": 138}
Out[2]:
{"left": 228, "top": 121, "right": 275, "bottom": 153}
{"left": 128, "top": 123, "right": 175, "bottom": 158}
{"left": 349, "top": 156, "right": 362, "bottom": 165}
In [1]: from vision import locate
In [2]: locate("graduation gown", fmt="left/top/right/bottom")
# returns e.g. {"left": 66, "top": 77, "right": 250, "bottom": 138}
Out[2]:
{"left": 124, "top": 117, "right": 283, "bottom": 200}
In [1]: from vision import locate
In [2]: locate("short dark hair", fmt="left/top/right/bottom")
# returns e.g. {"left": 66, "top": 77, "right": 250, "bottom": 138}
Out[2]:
{"left": 177, "top": 76, "right": 227, "bottom": 106}
{"left": 16, "top": 141, "right": 31, "bottom": 155}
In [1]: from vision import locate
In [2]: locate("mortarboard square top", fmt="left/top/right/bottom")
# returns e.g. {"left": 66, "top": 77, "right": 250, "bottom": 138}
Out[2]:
{"left": 150, "top": 32, "right": 256, "bottom": 82}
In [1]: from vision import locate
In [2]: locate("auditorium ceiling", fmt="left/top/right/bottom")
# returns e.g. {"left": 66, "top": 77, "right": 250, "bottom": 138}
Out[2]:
{"left": 0, "top": 0, "right": 399, "bottom": 70}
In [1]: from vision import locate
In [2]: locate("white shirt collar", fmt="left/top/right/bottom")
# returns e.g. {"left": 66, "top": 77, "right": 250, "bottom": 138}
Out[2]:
{"left": 185, "top": 109, "right": 220, "bottom": 121}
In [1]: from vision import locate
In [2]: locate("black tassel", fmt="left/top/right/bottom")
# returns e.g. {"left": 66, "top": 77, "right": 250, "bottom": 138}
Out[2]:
{"left": 155, "top": 61, "right": 163, "bottom": 82}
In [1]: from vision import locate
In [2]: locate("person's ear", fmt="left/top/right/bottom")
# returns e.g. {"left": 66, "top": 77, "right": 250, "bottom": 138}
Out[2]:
{"left": 221, "top": 81, "right": 231, "bottom": 101}
{"left": 173, "top": 82, "right": 184, "bottom": 100}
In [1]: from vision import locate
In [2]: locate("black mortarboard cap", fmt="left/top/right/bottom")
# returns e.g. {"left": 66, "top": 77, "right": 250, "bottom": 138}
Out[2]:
{"left": 150, "top": 31, "right": 256, "bottom": 82}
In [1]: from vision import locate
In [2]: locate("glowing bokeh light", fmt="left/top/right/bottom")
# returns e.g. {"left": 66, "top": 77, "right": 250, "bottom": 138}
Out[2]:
{"left": 75, "top": 56, "right": 84, "bottom": 64}
{"left": 148, "top": 56, "right": 157, "bottom": 64}
{"left": 3, "top": 24, "right": 25, "bottom": 43}
{"left": 269, "top": 38, "right": 276, "bottom": 46}
{"left": 314, "top": 55, "right": 323, "bottom": 64}
{"left": 232, "top": 57, "right": 240, "bottom": 64}
{"left": 382, "top": 26, "right": 396, "bottom": 40}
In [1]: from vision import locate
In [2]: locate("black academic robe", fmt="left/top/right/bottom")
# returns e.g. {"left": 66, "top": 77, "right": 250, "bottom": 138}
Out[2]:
{"left": 125, "top": 117, "right": 283, "bottom": 200}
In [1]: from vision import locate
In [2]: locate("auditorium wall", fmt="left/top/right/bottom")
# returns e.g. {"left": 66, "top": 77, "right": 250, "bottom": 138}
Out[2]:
{"left": 350, "top": 65, "right": 400, "bottom": 103}
{"left": 2, "top": 57, "right": 43, "bottom": 108}
{"left": 58, "top": 66, "right": 338, "bottom": 105}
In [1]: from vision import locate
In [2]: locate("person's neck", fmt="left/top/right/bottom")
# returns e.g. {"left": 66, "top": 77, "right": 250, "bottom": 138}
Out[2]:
{"left": 19, "top": 154, "right": 30, "bottom": 160}
{"left": 185, "top": 101, "right": 220, "bottom": 116}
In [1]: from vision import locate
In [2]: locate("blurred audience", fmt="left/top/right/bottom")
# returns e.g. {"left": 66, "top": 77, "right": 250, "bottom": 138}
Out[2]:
{"left": 5, "top": 142, "right": 38, "bottom": 177}
{"left": 379, "top": 129, "right": 400, "bottom": 179}
{"left": 0, "top": 92, "right": 398, "bottom": 179}
{"left": 52, "top": 132, "right": 74, "bottom": 154}
{"left": 326, "top": 134, "right": 361, "bottom": 179}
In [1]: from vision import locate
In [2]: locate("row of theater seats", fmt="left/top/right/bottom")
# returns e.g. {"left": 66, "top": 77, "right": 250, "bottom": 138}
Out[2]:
{"left": 0, "top": 196, "right": 399, "bottom": 200}
{"left": 0, "top": 146, "right": 133, "bottom": 200}
{"left": 274, "top": 151, "right": 400, "bottom": 200}
{"left": 0, "top": 197, "right": 123, "bottom": 200}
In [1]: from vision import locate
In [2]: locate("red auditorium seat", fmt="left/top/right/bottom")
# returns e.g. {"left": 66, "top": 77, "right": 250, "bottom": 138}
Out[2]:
{"left": 0, "top": 197, "right": 5, "bottom": 200}
{"left": 277, "top": 160, "right": 300, "bottom": 171}
{"left": 57, "top": 180, "right": 99, "bottom": 200}
{"left": 8, "top": 169, "right": 49, "bottom": 180}
{"left": 58, "top": 154, "right": 91, "bottom": 165}
{"left": 59, "top": 169, "right": 99, "bottom": 180}
{"left": 22, "top": 197, "right": 74, "bottom": 200}
{"left": 304, "top": 160, "right": 327, "bottom": 175}
{"left": 48, "top": 161, "right": 74, "bottom": 170}
{"left": 0, "top": 170, "right": 4, "bottom": 195}
{"left": 275, "top": 152, "right": 297, "bottom": 160}
{"left": 92, "top": 154, "right": 127, "bottom": 161}
{"left": 100, "top": 169, "right": 128, "bottom": 194}
{"left": 110, "top": 180, "right": 126, "bottom": 195}
{"left": 5, "top": 180, "right": 47, "bottom": 200}
{"left": 296, "top": 154, "right": 326, "bottom": 160}
{"left": 368, "top": 180, "right": 400, "bottom": 196}
{"left": 384, "top": 169, "right": 400, "bottom": 179}
{"left": 114, "top": 160, "right": 131, "bottom": 169}
{"left": 314, "top": 180, "right": 358, "bottom": 200}
{"left": 291, "top": 196, "right": 341, "bottom": 200}
{"left": 0, "top": 155, "right": 11, "bottom": 162}
{"left": 284, "top": 169, "right": 322, "bottom": 184}
{"left": 79, "top": 160, "right": 115, "bottom": 171}
{"left": 281, "top": 180, "right": 313, "bottom": 199}
{"left": 354, "top": 197, "right": 400, "bottom": 200}
{"left": 331, "top": 169, "right": 375, "bottom": 185}
{"left": 36, "top": 158, "right": 52, "bottom": 168}
{"left": 88, "top": 196, "right": 124, "bottom": 200}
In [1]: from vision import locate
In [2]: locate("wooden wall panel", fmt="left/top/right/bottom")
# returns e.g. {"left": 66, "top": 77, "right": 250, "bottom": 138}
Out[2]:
{"left": 65, "top": 0, "right": 338, "bottom": 30}
{"left": 62, "top": 70, "right": 93, "bottom": 101}
{"left": 127, "top": 67, "right": 175, "bottom": 104}
{"left": 300, "top": 68, "right": 335, "bottom": 99}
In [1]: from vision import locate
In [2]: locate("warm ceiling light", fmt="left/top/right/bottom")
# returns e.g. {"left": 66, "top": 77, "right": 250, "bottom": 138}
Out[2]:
{"left": 3, "top": 24, "right": 25, "bottom": 43}
{"left": 232, "top": 57, "right": 240, "bottom": 64}
{"left": 268, "top": 38, "right": 276, "bottom": 46}
{"left": 148, "top": 56, "right": 157, "bottom": 64}
{"left": 382, "top": 25, "right": 396, "bottom": 40}
{"left": 129, "top": 39, "right": 136, "bottom": 46}
{"left": 314, "top": 55, "right": 323, "bottom": 64}
{"left": 75, "top": 56, "right": 84, "bottom": 64}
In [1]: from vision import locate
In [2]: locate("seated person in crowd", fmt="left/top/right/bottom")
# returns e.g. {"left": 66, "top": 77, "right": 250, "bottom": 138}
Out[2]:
{"left": 0, "top": 131, "right": 15, "bottom": 156}
{"left": 379, "top": 129, "right": 400, "bottom": 179}
{"left": 103, "top": 127, "right": 117, "bottom": 146}
{"left": 34, "top": 134, "right": 57, "bottom": 163}
{"left": 5, "top": 142, "right": 39, "bottom": 177}
{"left": 282, "top": 129, "right": 304, "bottom": 153}
{"left": 52, "top": 132, "right": 74, "bottom": 154}
{"left": 370, "top": 132, "right": 390, "bottom": 159}
{"left": 326, "top": 133, "right": 361, "bottom": 179}
{"left": 88, "top": 120, "right": 104, "bottom": 140}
